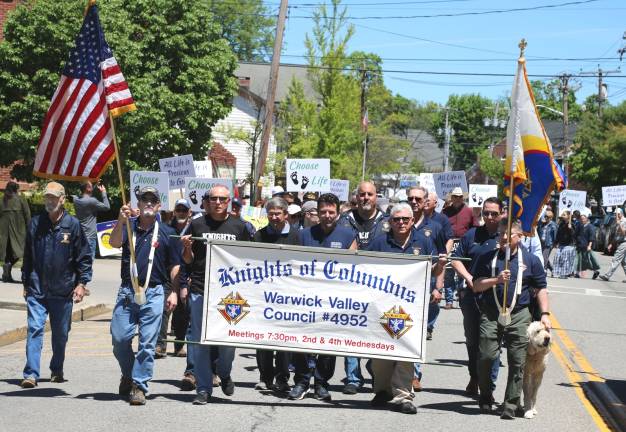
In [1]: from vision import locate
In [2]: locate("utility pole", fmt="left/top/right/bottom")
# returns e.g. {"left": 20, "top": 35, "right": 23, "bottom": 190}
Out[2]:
{"left": 252, "top": 0, "right": 288, "bottom": 201}
{"left": 442, "top": 107, "right": 452, "bottom": 172}
{"left": 360, "top": 66, "right": 369, "bottom": 181}
{"left": 580, "top": 65, "right": 621, "bottom": 118}
{"left": 559, "top": 74, "right": 571, "bottom": 176}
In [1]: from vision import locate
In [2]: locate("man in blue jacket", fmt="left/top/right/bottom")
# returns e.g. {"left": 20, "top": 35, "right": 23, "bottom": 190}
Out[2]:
{"left": 20, "top": 182, "right": 92, "bottom": 388}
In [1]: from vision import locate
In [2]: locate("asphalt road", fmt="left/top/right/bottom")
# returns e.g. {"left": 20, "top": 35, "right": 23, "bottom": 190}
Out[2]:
{"left": 0, "top": 254, "right": 623, "bottom": 431}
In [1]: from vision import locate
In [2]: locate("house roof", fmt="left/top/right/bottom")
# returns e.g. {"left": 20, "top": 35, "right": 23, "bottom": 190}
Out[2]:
{"left": 402, "top": 128, "right": 444, "bottom": 171}
{"left": 235, "top": 62, "right": 317, "bottom": 103}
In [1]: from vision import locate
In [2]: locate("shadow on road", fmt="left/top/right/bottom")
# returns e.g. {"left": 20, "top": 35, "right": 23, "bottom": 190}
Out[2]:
{"left": 418, "top": 400, "right": 488, "bottom": 415}
{"left": 75, "top": 392, "right": 119, "bottom": 401}
{"left": 0, "top": 388, "right": 69, "bottom": 398}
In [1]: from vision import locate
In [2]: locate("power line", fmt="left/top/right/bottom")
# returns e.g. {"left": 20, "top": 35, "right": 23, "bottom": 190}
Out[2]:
{"left": 275, "top": 53, "right": 621, "bottom": 63}
{"left": 287, "top": 0, "right": 601, "bottom": 19}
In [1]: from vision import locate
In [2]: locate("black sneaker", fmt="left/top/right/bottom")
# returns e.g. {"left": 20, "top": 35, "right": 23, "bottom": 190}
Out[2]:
{"left": 393, "top": 401, "right": 417, "bottom": 414}
{"left": 426, "top": 331, "right": 433, "bottom": 341}
{"left": 371, "top": 391, "right": 393, "bottom": 407}
{"left": 342, "top": 383, "right": 359, "bottom": 395}
{"left": 479, "top": 403, "right": 493, "bottom": 413}
{"left": 119, "top": 376, "right": 133, "bottom": 396}
{"left": 599, "top": 275, "right": 609, "bottom": 282}
{"left": 273, "top": 381, "right": 291, "bottom": 393}
{"left": 500, "top": 407, "right": 515, "bottom": 420}
{"left": 220, "top": 376, "right": 235, "bottom": 396}
{"left": 192, "top": 391, "right": 210, "bottom": 405}
{"left": 592, "top": 271, "right": 600, "bottom": 280}
{"left": 50, "top": 373, "right": 64, "bottom": 383}
{"left": 288, "top": 383, "right": 309, "bottom": 400}
{"left": 129, "top": 384, "right": 146, "bottom": 406}
{"left": 314, "top": 384, "right": 331, "bottom": 402}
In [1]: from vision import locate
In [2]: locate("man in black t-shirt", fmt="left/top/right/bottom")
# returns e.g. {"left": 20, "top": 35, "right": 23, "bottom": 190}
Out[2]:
{"left": 181, "top": 185, "right": 249, "bottom": 405}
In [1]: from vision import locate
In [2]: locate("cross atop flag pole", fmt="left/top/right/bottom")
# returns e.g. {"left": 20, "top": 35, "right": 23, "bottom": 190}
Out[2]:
{"left": 33, "top": 1, "right": 136, "bottom": 182}
{"left": 503, "top": 40, "right": 567, "bottom": 236}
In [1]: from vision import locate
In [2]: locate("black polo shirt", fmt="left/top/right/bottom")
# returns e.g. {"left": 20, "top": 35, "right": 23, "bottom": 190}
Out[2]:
{"left": 121, "top": 219, "right": 181, "bottom": 287}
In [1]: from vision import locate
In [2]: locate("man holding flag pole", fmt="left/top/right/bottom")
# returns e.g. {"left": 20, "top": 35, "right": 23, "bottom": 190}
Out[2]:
{"left": 471, "top": 40, "right": 559, "bottom": 419}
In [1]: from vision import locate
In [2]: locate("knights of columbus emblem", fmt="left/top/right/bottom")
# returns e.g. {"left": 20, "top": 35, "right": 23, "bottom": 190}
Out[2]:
{"left": 217, "top": 292, "right": 250, "bottom": 325}
{"left": 379, "top": 305, "right": 413, "bottom": 339}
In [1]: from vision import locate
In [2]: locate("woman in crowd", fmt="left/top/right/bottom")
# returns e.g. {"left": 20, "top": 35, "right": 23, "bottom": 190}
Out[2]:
{"left": 553, "top": 210, "right": 577, "bottom": 279}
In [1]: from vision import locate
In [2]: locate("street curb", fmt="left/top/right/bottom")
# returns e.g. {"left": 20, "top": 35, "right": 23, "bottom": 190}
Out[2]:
{"left": 584, "top": 381, "right": 626, "bottom": 432}
{"left": 0, "top": 301, "right": 26, "bottom": 311}
{"left": 0, "top": 303, "right": 110, "bottom": 348}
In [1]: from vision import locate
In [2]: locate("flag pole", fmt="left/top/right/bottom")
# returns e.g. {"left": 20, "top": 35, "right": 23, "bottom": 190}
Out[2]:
{"left": 109, "top": 113, "right": 144, "bottom": 305}
{"left": 501, "top": 39, "right": 527, "bottom": 319}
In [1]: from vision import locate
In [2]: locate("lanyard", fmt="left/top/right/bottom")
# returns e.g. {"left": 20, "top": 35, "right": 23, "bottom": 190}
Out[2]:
{"left": 491, "top": 247, "right": 523, "bottom": 313}
{"left": 130, "top": 221, "right": 159, "bottom": 290}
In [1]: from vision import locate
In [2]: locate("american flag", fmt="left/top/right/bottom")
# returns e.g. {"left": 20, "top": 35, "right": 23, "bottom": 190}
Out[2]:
{"left": 33, "top": 4, "right": 135, "bottom": 181}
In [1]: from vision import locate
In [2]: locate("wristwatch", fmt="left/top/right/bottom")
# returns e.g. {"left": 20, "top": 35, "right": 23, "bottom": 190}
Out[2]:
{"left": 540, "top": 311, "right": 551, "bottom": 316}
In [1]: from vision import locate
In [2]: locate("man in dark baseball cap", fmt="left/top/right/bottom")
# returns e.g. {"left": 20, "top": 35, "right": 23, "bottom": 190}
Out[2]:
{"left": 138, "top": 186, "right": 160, "bottom": 203}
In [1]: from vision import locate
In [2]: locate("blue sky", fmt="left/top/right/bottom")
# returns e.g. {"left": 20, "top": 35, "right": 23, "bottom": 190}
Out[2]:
{"left": 275, "top": 0, "right": 626, "bottom": 106}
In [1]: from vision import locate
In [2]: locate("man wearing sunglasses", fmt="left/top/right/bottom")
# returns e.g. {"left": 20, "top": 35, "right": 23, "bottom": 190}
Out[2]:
{"left": 109, "top": 186, "right": 182, "bottom": 405}
{"left": 450, "top": 197, "right": 504, "bottom": 399}
{"left": 337, "top": 181, "right": 388, "bottom": 394}
{"left": 367, "top": 203, "right": 447, "bottom": 414}
{"left": 181, "top": 185, "right": 250, "bottom": 405}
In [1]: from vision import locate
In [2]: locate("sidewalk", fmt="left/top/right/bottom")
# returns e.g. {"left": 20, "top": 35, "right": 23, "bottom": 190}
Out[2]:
{"left": 0, "top": 258, "right": 122, "bottom": 346}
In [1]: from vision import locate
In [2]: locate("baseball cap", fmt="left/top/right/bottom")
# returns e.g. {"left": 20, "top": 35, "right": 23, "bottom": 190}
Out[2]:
{"left": 272, "top": 185, "right": 285, "bottom": 196}
{"left": 287, "top": 204, "right": 302, "bottom": 215}
{"left": 43, "top": 181, "right": 65, "bottom": 197}
{"left": 174, "top": 198, "right": 191, "bottom": 209}
{"left": 301, "top": 200, "right": 317, "bottom": 213}
{"left": 303, "top": 191, "right": 318, "bottom": 202}
{"left": 138, "top": 186, "right": 160, "bottom": 202}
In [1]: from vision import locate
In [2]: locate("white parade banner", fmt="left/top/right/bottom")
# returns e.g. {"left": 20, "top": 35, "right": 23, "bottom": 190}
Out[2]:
{"left": 129, "top": 171, "right": 170, "bottom": 210}
{"left": 602, "top": 185, "right": 626, "bottom": 207}
{"left": 468, "top": 184, "right": 498, "bottom": 208}
{"left": 193, "top": 160, "right": 213, "bottom": 179}
{"left": 159, "top": 154, "right": 196, "bottom": 189}
{"left": 184, "top": 177, "right": 233, "bottom": 212}
{"left": 330, "top": 179, "right": 350, "bottom": 201}
{"left": 558, "top": 189, "right": 587, "bottom": 216}
{"left": 201, "top": 241, "right": 431, "bottom": 362}
{"left": 285, "top": 159, "right": 331, "bottom": 193}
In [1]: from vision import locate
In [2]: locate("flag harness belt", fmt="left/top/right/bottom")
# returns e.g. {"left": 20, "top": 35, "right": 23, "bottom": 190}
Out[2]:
{"left": 491, "top": 247, "right": 523, "bottom": 326}
{"left": 130, "top": 221, "right": 159, "bottom": 292}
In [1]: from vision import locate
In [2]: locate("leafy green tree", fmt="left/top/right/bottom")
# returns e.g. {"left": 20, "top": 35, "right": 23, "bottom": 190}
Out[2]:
{"left": 432, "top": 94, "right": 494, "bottom": 171}
{"left": 530, "top": 79, "right": 584, "bottom": 121}
{"left": 569, "top": 101, "right": 626, "bottom": 199}
{"left": 478, "top": 147, "right": 504, "bottom": 191}
{"left": 0, "top": 0, "right": 243, "bottom": 181}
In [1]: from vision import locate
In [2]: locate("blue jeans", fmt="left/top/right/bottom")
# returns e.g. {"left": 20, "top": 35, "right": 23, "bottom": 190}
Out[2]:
{"left": 189, "top": 292, "right": 235, "bottom": 394}
{"left": 444, "top": 267, "right": 461, "bottom": 304}
{"left": 184, "top": 300, "right": 194, "bottom": 375}
{"left": 344, "top": 356, "right": 364, "bottom": 387}
{"left": 23, "top": 296, "right": 73, "bottom": 380}
{"left": 110, "top": 285, "right": 164, "bottom": 393}
{"left": 88, "top": 238, "right": 97, "bottom": 261}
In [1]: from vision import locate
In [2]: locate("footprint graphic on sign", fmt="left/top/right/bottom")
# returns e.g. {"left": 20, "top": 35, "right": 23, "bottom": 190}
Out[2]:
{"left": 189, "top": 190, "right": 198, "bottom": 205}
{"left": 291, "top": 171, "right": 299, "bottom": 185}
{"left": 134, "top": 185, "right": 141, "bottom": 202}
{"left": 567, "top": 200, "right": 572, "bottom": 208}
{"left": 301, "top": 176, "right": 309, "bottom": 190}
{"left": 562, "top": 196, "right": 567, "bottom": 205}
{"left": 471, "top": 193, "right": 477, "bottom": 204}
{"left": 478, "top": 197, "right": 483, "bottom": 206}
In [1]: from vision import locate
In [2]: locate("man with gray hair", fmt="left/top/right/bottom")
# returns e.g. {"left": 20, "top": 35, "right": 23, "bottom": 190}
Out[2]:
{"left": 367, "top": 202, "right": 446, "bottom": 414}
{"left": 252, "top": 197, "right": 300, "bottom": 393}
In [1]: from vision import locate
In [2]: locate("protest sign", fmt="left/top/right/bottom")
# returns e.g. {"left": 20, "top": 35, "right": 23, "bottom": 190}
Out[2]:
{"left": 96, "top": 220, "right": 121, "bottom": 257}
{"left": 468, "top": 184, "right": 498, "bottom": 208}
{"left": 159, "top": 154, "right": 196, "bottom": 190}
{"left": 601, "top": 185, "right": 626, "bottom": 207}
{"left": 399, "top": 174, "right": 419, "bottom": 189}
{"left": 193, "top": 160, "right": 213, "bottom": 179}
{"left": 558, "top": 190, "right": 587, "bottom": 216}
{"left": 419, "top": 173, "right": 445, "bottom": 212}
{"left": 201, "top": 241, "right": 431, "bottom": 362}
{"left": 241, "top": 205, "right": 269, "bottom": 230}
{"left": 285, "top": 159, "right": 330, "bottom": 193}
{"left": 129, "top": 171, "right": 169, "bottom": 210}
{"left": 330, "top": 179, "right": 350, "bottom": 201}
{"left": 433, "top": 171, "right": 468, "bottom": 200}
{"left": 184, "top": 177, "right": 233, "bottom": 213}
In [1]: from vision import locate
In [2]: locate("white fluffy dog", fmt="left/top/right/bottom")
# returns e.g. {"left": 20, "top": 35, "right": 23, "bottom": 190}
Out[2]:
{"left": 523, "top": 321, "right": 551, "bottom": 419}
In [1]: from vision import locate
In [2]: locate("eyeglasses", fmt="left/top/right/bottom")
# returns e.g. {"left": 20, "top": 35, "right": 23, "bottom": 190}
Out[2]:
{"left": 407, "top": 196, "right": 423, "bottom": 202}
{"left": 482, "top": 211, "right": 500, "bottom": 217}
{"left": 208, "top": 196, "right": 229, "bottom": 203}
{"left": 174, "top": 208, "right": 188, "bottom": 213}
{"left": 391, "top": 217, "right": 411, "bottom": 224}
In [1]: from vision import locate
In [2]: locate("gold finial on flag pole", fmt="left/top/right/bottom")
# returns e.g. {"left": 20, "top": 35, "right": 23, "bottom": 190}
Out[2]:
{"left": 84, "top": 0, "right": 96, "bottom": 16}
{"left": 518, "top": 39, "right": 527, "bottom": 60}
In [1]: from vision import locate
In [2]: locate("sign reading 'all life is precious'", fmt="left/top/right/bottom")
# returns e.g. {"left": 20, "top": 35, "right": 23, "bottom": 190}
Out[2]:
{"left": 285, "top": 159, "right": 330, "bottom": 193}
{"left": 602, "top": 185, "right": 626, "bottom": 207}
{"left": 201, "top": 241, "right": 432, "bottom": 362}
{"left": 129, "top": 171, "right": 169, "bottom": 210}
{"left": 330, "top": 179, "right": 350, "bottom": 201}
{"left": 159, "top": 154, "right": 196, "bottom": 189}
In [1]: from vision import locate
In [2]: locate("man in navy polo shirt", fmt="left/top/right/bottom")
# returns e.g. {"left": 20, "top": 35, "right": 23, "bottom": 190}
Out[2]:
{"left": 288, "top": 193, "right": 357, "bottom": 402}
{"left": 451, "top": 197, "right": 503, "bottom": 398}
{"left": 109, "top": 186, "right": 181, "bottom": 405}
{"left": 472, "top": 219, "right": 551, "bottom": 419}
{"left": 367, "top": 202, "right": 446, "bottom": 414}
